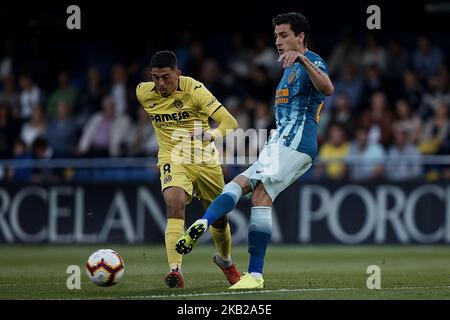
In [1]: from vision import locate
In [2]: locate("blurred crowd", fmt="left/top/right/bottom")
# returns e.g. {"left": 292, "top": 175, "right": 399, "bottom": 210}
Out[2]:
{"left": 0, "top": 32, "right": 449, "bottom": 183}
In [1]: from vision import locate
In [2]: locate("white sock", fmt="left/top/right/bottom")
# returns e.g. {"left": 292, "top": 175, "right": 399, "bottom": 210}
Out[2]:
{"left": 170, "top": 263, "right": 181, "bottom": 271}
{"left": 214, "top": 254, "right": 232, "bottom": 268}
{"left": 250, "top": 272, "right": 263, "bottom": 279}
{"left": 197, "top": 218, "right": 209, "bottom": 229}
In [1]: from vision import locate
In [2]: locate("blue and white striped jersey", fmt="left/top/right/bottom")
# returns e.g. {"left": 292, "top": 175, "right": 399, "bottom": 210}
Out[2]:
{"left": 270, "top": 50, "right": 329, "bottom": 159}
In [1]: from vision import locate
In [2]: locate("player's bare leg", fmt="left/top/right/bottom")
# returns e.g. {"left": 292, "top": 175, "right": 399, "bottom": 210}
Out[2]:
{"left": 163, "top": 186, "right": 186, "bottom": 288}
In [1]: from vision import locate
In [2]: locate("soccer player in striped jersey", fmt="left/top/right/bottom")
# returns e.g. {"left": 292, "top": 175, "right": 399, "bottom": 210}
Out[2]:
{"left": 176, "top": 12, "right": 334, "bottom": 289}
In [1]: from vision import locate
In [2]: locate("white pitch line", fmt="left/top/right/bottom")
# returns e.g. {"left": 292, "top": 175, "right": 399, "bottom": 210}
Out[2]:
{"left": 46, "top": 286, "right": 450, "bottom": 300}
{"left": 126, "top": 287, "right": 354, "bottom": 299}
{"left": 124, "top": 286, "right": 450, "bottom": 299}
{"left": 389, "top": 286, "right": 450, "bottom": 291}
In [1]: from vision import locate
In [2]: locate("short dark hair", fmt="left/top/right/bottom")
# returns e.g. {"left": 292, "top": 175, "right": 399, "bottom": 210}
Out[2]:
{"left": 149, "top": 50, "right": 178, "bottom": 69}
{"left": 272, "top": 12, "right": 310, "bottom": 45}
{"left": 31, "top": 136, "right": 48, "bottom": 153}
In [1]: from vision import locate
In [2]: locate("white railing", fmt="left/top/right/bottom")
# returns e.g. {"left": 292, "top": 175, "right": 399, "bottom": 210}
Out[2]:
{"left": 0, "top": 155, "right": 450, "bottom": 168}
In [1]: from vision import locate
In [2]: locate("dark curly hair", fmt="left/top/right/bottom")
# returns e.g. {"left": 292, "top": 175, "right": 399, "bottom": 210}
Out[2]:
{"left": 272, "top": 12, "right": 310, "bottom": 46}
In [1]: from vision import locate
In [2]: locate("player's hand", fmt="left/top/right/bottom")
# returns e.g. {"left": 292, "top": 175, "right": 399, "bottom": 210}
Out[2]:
{"left": 190, "top": 128, "right": 213, "bottom": 141}
{"left": 278, "top": 51, "right": 305, "bottom": 68}
{"left": 190, "top": 127, "right": 203, "bottom": 140}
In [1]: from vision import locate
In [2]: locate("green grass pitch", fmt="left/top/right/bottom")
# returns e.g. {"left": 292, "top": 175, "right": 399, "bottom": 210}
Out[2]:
{"left": 1, "top": 245, "right": 449, "bottom": 299}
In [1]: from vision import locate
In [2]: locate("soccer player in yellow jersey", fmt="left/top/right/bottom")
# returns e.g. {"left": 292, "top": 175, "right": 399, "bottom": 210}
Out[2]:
{"left": 136, "top": 51, "right": 241, "bottom": 288}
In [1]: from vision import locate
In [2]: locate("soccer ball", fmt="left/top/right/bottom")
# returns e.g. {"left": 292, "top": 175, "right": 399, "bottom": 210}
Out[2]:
{"left": 85, "top": 249, "right": 125, "bottom": 287}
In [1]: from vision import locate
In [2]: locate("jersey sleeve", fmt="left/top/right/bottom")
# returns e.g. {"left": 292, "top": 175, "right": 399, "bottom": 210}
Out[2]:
{"left": 136, "top": 82, "right": 155, "bottom": 108}
{"left": 312, "top": 57, "right": 329, "bottom": 75}
{"left": 192, "top": 82, "right": 223, "bottom": 117}
{"left": 208, "top": 106, "right": 238, "bottom": 140}
{"left": 136, "top": 82, "right": 145, "bottom": 106}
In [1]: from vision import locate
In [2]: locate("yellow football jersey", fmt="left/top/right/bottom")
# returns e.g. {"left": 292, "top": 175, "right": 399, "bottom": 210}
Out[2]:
{"left": 136, "top": 76, "right": 223, "bottom": 166}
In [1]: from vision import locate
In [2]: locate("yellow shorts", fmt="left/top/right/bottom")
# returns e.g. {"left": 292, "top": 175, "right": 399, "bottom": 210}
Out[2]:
{"left": 159, "top": 163, "right": 225, "bottom": 204}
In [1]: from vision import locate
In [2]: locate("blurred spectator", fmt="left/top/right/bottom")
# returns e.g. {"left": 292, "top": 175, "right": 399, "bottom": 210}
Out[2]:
{"left": 0, "top": 75, "right": 20, "bottom": 117}
{"left": 421, "top": 103, "right": 450, "bottom": 180}
{"left": 1, "top": 27, "right": 450, "bottom": 184}
{"left": 30, "top": 136, "right": 58, "bottom": 183}
{"left": 217, "top": 97, "right": 251, "bottom": 165}
{"left": 140, "top": 64, "right": 152, "bottom": 82}
{"left": 46, "top": 100, "right": 78, "bottom": 158}
{"left": 413, "top": 35, "right": 444, "bottom": 81}
{"left": 5, "top": 138, "right": 33, "bottom": 181}
{"left": 246, "top": 65, "right": 275, "bottom": 102}
{"left": 224, "top": 96, "right": 250, "bottom": 130}
{"left": 78, "top": 96, "right": 131, "bottom": 157}
{"left": 252, "top": 101, "right": 274, "bottom": 153}
{"left": 360, "top": 64, "right": 388, "bottom": 109}
{"left": 223, "top": 100, "right": 266, "bottom": 164}
{"left": 0, "top": 55, "right": 12, "bottom": 80}
{"left": 393, "top": 99, "right": 422, "bottom": 144}
{"left": 385, "top": 40, "right": 409, "bottom": 85}
{"left": 385, "top": 126, "right": 422, "bottom": 181}
{"left": 127, "top": 107, "right": 158, "bottom": 157}
{"left": 199, "top": 58, "right": 228, "bottom": 101}
{"left": 328, "top": 93, "right": 356, "bottom": 136}
{"left": 327, "top": 31, "right": 362, "bottom": 77}
{"left": 185, "top": 41, "right": 206, "bottom": 78}
{"left": 175, "top": 31, "right": 193, "bottom": 72}
{"left": 252, "top": 101, "right": 274, "bottom": 131}
{"left": 46, "top": 70, "right": 78, "bottom": 118}
{"left": 252, "top": 34, "right": 281, "bottom": 80}
{"left": 347, "top": 127, "right": 386, "bottom": 181}
{"left": 418, "top": 102, "right": 449, "bottom": 155}
{"left": 361, "top": 34, "right": 387, "bottom": 72}
{"left": 316, "top": 123, "right": 350, "bottom": 180}
{"left": 75, "top": 66, "right": 106, "bottom": 125}
{"left": 128, "top": 61, "right": 143, "bottom": 87}
{"left": 242, "top": 96, "right": 258, "bottom": 116}
{"left": 228, "top": 33, "right": 253, "bottom": 80}
{"left": 20, "top": 105, "right": 46, "bottom": 148}
{"left": 0, "top": 39, "right": 13, "bottom": 79}
{"left": 361, "top": 92, "right": 394, "bottom": 147}
{"left": 326, "top": 63, "right": 363, "bottom": 111}
{"left": 398, "top": 69, "right": 425, "bottom": 113}
{"left": 110, "top": 64, "right": 132, "bottom": 117}
{"left": 419, "top": 66, "right": 450, "bottom": 118}
{"left": 316, "top": 106, "right": 330, "bottom": 144}
{"left": 0, "top": 101, "right": 21, "bottom": 158}
{"left": 18, "top": 73, "right": 41, "bottom": 120}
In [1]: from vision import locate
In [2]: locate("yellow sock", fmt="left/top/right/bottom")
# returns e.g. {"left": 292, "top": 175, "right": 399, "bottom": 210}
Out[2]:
{"left": 165, "top": 218, "right": 184, "bottom": 270}
{"left": 210, "top": 223, "right": 232, "bottom": 260}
